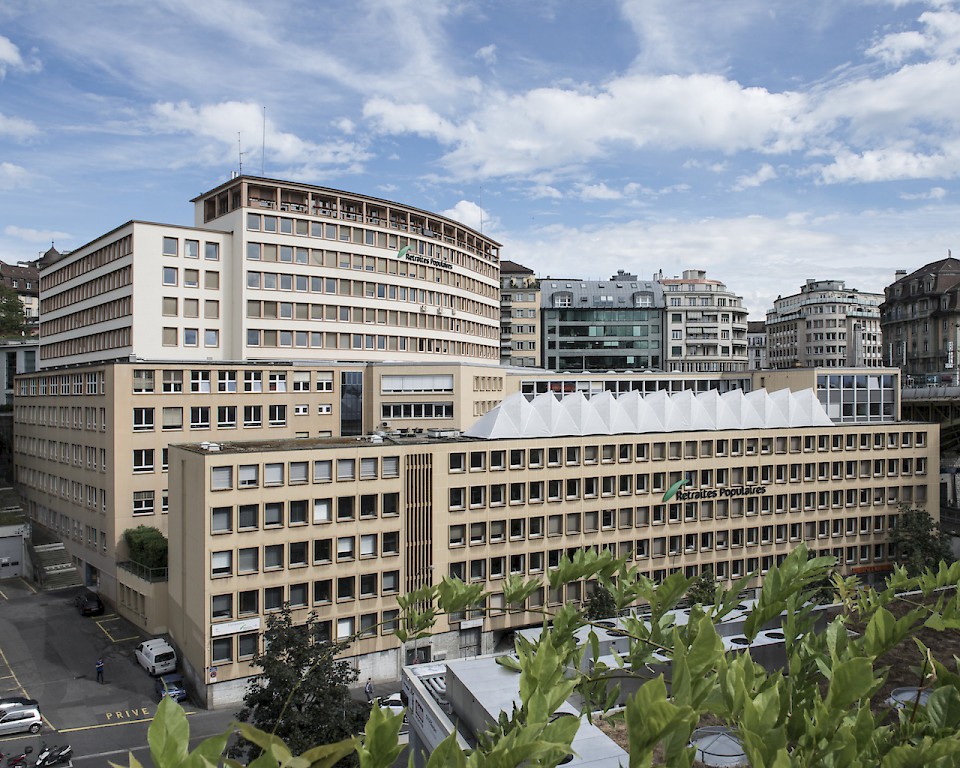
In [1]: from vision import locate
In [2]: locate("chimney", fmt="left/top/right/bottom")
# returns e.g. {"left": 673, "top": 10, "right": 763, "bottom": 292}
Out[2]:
{"left": 895, "top": 269, "right": 907, "bottom": 281}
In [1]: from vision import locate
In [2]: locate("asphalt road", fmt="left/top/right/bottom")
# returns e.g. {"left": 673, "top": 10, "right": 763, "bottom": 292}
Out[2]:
{"left": 0, "top": 577, "right": 235, "bottom": 766}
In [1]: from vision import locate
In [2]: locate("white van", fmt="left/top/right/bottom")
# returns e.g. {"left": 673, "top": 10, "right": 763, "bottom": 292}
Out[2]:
{"left": 135, "top": 639, "right": 177, "bottom": 675}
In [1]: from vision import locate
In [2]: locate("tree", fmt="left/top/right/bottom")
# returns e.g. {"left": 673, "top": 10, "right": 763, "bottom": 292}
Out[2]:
{"left": 890, "top": 505, "right": 953, "bottom": 576}
{"left": 122, "top": 526, "right": 167, "bottom": 570}
{"left": 685, "top": 571, "right": 718, "bottom": 607}
{"left": 583, "top": 582, "right": 617, "bottom": 620}
{"left": 232, "top": 606, "right": 369, "bottom": 765}
{"left": 0, "top": 284, "right": 24, "bottom": 337}
{"left": 122, "top": 548, "right": 960, "bottom": 768}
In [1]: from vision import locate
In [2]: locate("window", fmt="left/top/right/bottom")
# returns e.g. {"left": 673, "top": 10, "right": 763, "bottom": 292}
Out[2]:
{"left": 337, "top": 459, "right": 356, "bottom": 480}
{"left": 360, "top": 533, "right": 377, "bottom": 557}
{"left": 162, "top": 267, "right": 178, "bottom": 286}
{"left": 337, "top": 536, "right": 355, "bottom": 560}
{"left": 184, "top": 328, "right": 199, "bottom": 346}
{"left": 238, "top": 464, "right": 259, "bottom": 488}
{"left": 268, "top": 404, "right": 287, "bottom": 426}
{"left": 264, "top": 586, "right": 284, "bottom": 612}
{"left": 314, "top": 460, "right": 332, "bottom": 482}
{"left": 211, "top": 638, "right": 233, "bottom": 664}
{"left": 162, "top": 237, "right": 178, "bottom": 256}
{"left": 238, "top": 633, "right": 257, "bottom": 659}
{"left": 205, "top": 330, "right": 220, "bottom": 347}
{"left": 133, "top": 449, "right": 154, "bottom": 473}
{"left": 238, "top": 590, "right": 258, "bottom": 615}
{"left": 211, "top": 466, "right": 232, "bottom": 490}
{"left": 133, "top": 408, "right": 154, "bottom": 431}
{"left": 264, "top": 544, "right": 283, "bottom": 569}
{"left": 211, "top": 594, "right": 232, "bottom": 619}
{"left": 238, "top": 547, "right": 259, "bottom": 573}
{"left": 184, "top": 269, "right": 199, "bottom": 287}
{"left": 211, "top": 506, "right": 232, "bottom": 533}
{"left": 162, "top": 370, "right": 183, "bottom": 392}
{"left": 313, "top": 498, "right": 332, "bottom": 523}
{"left": 243, "top": 405, "right": 262, "bottom": 427}
{"left": 217, "top": 405, "right": 237, "bottom": 428}
{"left": 316, "top": 372, "right": 334, "bottom": 392}
{"left": 264, "top": 463, "right": 284, "bottom": 486}
{"left": 238, "top": 504, "right": 258, "bottom": 529}
{"left": 244, "top": 371, "right": 263, "bottom": 392}
{"left": 211, "top": 550, "right": 232, "bottom": 576}
{"left": 264, "top": 502, "right": 284, "bottom": 527}
{"left": 133, "top": 369, "right": 155, "bottom": 393}
{"left": 133, "top": 490, "right": 155, "bottom": 516}
{"left": 190, "top": 406, "right": 210, "bottom": 429}
{"left": 205, "top": 242, "right": 220, "bottom": 260}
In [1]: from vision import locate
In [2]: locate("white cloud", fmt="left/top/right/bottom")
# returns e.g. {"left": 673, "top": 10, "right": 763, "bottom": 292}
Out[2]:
{"left": 150, "top": 100, "right": 371, "bottom": 170}
{"left": 0, "top": 112, "right": 39, "bottom": 141}
{"left": 366, "top": 72, "right": 808, "bottom": 181}
{"left": 475, "top": 44, "right": 497, "bottom": 66}
{"left": 0, "top": 162, "right": 32, "bottom": 190}
{"left": 900, "top": 186, "right": 948, "bottom": 200}
{"left": 528, "top": 184, "right": 563, "bottom": 200}
{"left": 440, "top": 200, "right": 494, "bottom": 233}
{"left": 333, "top": 117, "right": 355, "bottom": 135}
{"left": 0, "top": 34, "right": 40, "bottom": 78}
{"left": 576, "top": 183, "right": 624, "bottom": 201}
{"left": 733, "top": 163, "right": 777, "bottom": 191}
{"left": 818, "top": 143, "right": 960, "bottom": 183}
{"left": 4, "top": 225, "right": 71, "bottom": 243}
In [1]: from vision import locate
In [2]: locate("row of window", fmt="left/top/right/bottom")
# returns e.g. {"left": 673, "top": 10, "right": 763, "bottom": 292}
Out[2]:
{"left": 210, "top": 531, "right": 401, "bottom": 576}
{"left": 133, "top": 369, "right": 336, "bottom": 394}
{"left": 210, "top": 493, "right": 400, "bottom": 531}
{"left": 449, "top": 482, "right": 928, "bottom": 514}
{"left": 211, "top": 569, "right": 402, "bottom": 622}
{"left": 162, "top": 237, "right": 220, "bottom": 261}
{"left": 243, "top": 329, "right": 497, "bottom": 358}
{"left": 210, "top": 457, "right": 401, "bottom": 490}
{"left": 18, "top": 371, "right": 105, "bottom": 397}
{"left": 161, "top": 267, "right": 220, "bottom": 289}
{"left": 133, "top": 403, "right": 331, "bottom": 432}
{"left": 447, "top": 432, "right": 929, "bottom": 473}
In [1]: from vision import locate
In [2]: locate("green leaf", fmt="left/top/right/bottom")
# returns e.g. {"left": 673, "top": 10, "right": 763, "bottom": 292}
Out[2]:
{"left": 184, "top": 728, "right": 230, "bottom": 768}
{"left": 148, "top": 697, "right": 190, "bottom": 768}
{"left": 425, "top": 732, "right": 466, "bottom": 768}
{"left": 358, "top": 705, "right": 404, "bottom": 768}
{"left": 300, "top": 738, "right": 359, "bottom": 768}
{"left": 825, "top": 657, "right": 879, "bottom": 713}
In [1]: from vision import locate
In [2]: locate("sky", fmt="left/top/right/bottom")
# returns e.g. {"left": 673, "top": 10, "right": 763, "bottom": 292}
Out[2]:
{"left": 2, "top": 0, "right": 960, "bottom": 318}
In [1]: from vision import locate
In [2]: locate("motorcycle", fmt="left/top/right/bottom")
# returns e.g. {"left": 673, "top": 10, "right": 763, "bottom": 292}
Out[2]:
{"left": 3, "top": 746, "right": 32, "bottom": 767}
{"left": 35, "top": 743, "right": 72, "bottom": 767}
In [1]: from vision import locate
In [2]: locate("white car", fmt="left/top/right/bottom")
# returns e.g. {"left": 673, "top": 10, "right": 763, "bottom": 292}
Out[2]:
{"left": 375, "top": 695, "right": 406, "bottom": 722}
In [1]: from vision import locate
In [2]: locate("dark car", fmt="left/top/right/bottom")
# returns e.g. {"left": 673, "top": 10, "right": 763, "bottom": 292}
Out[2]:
{"left": 75, "top": 591, "right": 104, "bottom": 616}
{"left": 155, "top": 673, "right": 187, "bottom": 702}
{"left": 0, "top": 697, "right": 39, "bottom": 712}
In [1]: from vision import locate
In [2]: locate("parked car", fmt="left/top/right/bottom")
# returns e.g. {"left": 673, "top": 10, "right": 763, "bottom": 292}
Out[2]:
{"left": 0, "top": 696, "right": 39, "bottom": 712}
{"left": 375, "top": 695, "right": 406, "bottom": 721}
{"left": 75, "top": 591, "right": 104, "bottom": 616}
{"left": 155, "top": 673, "right": 187, "bottom": 702}
{"left": 135, "top": 638, "right": 177, "bottom": 676}
{"left": 0, "top": 705, "right": 42, "bottom": 735}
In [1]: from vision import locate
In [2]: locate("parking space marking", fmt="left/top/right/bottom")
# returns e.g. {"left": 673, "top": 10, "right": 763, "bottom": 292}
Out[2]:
{"left": 17, "top": 578, "right": 37, "bottom": 594}
{"left": 0, "top": 647, "right": 28, "bottom": 699}
{"left": 95, "top": 616, "right": 139, "bottom": 643}
{"left": 0, "top": 588, "right": 6, "bottom": 600}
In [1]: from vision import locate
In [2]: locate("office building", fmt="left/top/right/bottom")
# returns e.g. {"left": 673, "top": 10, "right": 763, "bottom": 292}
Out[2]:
{"left": 880, "top": 256, "right": 960, "bottom": 381}
{"left": 661, "top": 269, "right": 749, "bottom": 373}
{"left": 499, "top": 260, "right": 540, "bottom": 367}
{"left": 166, "top": 387, "right": 937, "bottom": 706}
{"left": 766, "top": 279, "right": 883, "bottom": 370}
{"left": 540, "top": 271, "right": 664, "bottom": 372}
{"left": 38, "top": 176, "right": 501, "bottom": 368}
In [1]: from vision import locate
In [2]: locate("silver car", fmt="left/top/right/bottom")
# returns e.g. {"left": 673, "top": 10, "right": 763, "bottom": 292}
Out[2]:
{"left": 0, "top": 706, "right": 42, "bottom": 735}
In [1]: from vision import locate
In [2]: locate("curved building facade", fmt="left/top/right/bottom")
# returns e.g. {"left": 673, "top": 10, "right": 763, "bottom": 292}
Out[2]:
{"left": 39, "top": 176, "right": 501, "bottom": 367}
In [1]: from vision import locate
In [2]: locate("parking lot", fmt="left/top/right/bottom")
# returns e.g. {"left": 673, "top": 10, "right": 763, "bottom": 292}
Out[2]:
{"left": 0, "top": 578, "right": 199, "bottom": 743}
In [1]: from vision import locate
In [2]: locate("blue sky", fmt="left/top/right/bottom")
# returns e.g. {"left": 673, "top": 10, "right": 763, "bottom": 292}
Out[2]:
{"left": 2, "top": 0, "right": 960, "bottom": 318}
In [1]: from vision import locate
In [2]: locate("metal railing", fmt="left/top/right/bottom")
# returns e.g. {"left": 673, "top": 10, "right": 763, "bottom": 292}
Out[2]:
{"left": 117, "top": 560, "right": 168, "bottom": 583}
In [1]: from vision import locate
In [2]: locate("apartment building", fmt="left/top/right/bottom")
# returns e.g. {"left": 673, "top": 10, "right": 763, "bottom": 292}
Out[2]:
{"left": 167, "top": 388, "right": 937, "bottom": 706}
{"left": 540, "top": 271, "right": 664, "bottom": 371}
{"left": 0, "top": 258, "right": 39, "bottom": 335}
{"left": 766, "top": 279, "right": 883, "bottom": 370}
{"left": 660, "top": 269, "right": 749, "bottom": 373}
{"left": 499, "top": 260, "right": 540, "bottom": 367}
{"left": 880, "top": 256, "right": 960, "bottom": 381}
{"left": 38, "top": 176, "right": 501, "bottom": 368}
{"left": 747, "top": 320, "right": 767, "bottom": 371}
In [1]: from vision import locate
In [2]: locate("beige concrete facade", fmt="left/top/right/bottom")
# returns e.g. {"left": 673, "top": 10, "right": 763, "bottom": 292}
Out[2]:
{"left": 169, "top": 419, "right": 938, "bottom": 706}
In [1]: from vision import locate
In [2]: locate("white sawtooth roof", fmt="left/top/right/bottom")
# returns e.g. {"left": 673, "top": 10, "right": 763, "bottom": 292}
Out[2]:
{"left": 463, "top": 388, "right": 833, "bottom": 439}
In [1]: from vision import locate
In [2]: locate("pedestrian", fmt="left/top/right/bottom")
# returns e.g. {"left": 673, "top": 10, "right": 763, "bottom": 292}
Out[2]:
{"left": 96, "top": 657, "right": 104, "bottom": 684}
{"left": 364, "top": 677, "right": 374, "bottom": 702}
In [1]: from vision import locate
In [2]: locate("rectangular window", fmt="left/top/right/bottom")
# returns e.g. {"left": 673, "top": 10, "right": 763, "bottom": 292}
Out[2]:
{"left": 133, "top": 449, "right": 154, "bottom": 473}
{"left": 133, "top": 408, "right": 154, "bottom": 431}
{"left": 217, "top": 405, "right": 237, "bottom": 428}
{"left": 211, "top": 550, "right": 232, "bottom": 577}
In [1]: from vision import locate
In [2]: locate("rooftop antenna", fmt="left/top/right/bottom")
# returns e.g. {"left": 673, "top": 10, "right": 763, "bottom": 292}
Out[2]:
{"left": 261, "top": 106, "right": 266, "bottom": 177}
{"left": 237, "top": 132, "right": 244, "bottom": 175}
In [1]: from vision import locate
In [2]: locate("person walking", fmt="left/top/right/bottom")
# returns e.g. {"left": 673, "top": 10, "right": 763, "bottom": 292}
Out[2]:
{"left": 364, "top": 677, "right": 374, "bottom": 702}
{"left": 96, "top": 658, "right": 104, "bottom": 684}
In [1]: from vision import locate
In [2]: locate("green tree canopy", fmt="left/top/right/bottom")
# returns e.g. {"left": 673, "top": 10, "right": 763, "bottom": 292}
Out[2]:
{"left": 583, "top": 582, "right": 617, "bottom": 620}
{"left": 890, "top": 505, "right": 953, "bottom": 576}
{"left": 122, "top": 525, "right": 168, "bottom": 570}
{"left": 232, "top": 606, "right": 369, "bottom": 765}
{"left": 0, "top": 284, "right": 24, "bottom": 337}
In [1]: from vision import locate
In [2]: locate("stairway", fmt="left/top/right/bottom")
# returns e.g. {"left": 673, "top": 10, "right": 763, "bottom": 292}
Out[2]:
{"left": 32, "top": 543, "right": 82, "bottom": 590}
